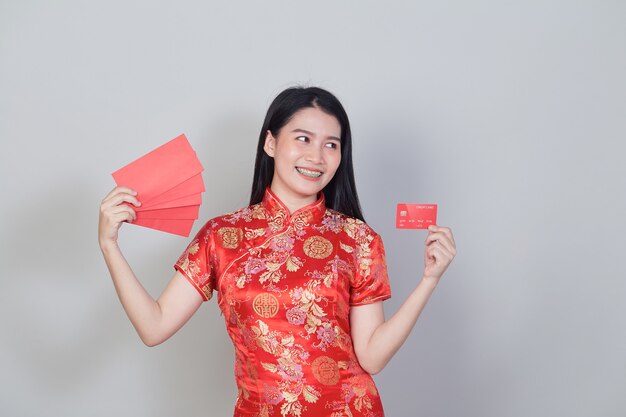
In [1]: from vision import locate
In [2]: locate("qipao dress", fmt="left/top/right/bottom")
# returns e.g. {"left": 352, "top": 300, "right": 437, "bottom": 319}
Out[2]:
{"left": 174, "top": 187, "right": 392, "bottom": 417}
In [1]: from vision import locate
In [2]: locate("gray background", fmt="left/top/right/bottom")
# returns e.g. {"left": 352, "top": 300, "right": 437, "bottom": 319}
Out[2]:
{"left": 1, "top": 1, "right": 625, "bottom": 416}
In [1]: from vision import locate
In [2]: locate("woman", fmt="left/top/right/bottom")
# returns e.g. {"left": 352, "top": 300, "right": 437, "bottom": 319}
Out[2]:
{"left": 99, "top": 86, "right": 456, "bottom": 417}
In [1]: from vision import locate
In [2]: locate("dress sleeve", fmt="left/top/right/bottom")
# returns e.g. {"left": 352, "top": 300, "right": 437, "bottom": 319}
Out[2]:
{"left": 350, "top": 232, "right": 392, "bottom": 306}
{"left": 174, "top": 221, "right": 216, "bottom": 301}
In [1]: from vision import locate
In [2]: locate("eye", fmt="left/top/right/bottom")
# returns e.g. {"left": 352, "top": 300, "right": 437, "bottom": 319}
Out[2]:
{"left": 325, "top": 142, "right": 339, "bottom": 149}
{"left": 296, "top": 135, "right": 309, "bottom": 142}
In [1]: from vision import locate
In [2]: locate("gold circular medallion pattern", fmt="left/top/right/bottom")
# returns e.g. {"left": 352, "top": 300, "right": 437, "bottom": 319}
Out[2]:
{"left": 303, "top": 236, "right": 333, "bottom": 259}
{"left": 218, "top": 227, "right": 243, "bottom": 249}
{"left": 312, "top": 356, "right": 340, "bottom": 385}
{"left": 252, "top": 292, "right": 279, "bottom": 318}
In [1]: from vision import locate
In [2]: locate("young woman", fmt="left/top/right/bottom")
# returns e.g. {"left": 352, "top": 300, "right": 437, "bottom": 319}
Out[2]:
{"left": 99, "top": 86, "right": 456, "bottom": 417}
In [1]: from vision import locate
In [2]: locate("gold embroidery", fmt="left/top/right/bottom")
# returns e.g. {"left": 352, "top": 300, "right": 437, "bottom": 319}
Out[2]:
{"left": 253, "top": 292, "right": 280, "bottom": 318}
{"left": 250, "top": 204, "right": 266, "bottom": 220}
{"left": 218, "top": 227, "right": 243, "bottom": 249}
{"left": 245, "top": 227, "right": 266, "bottom": 240}
{"left": 292, "top": 210, "right": 312, "bottom": 232}
{"left": 303, "top": 236, "right": 333, "bottom": 259}
{"left": 339, "top": 241, "right": 354, "bottom": 253}
{"left": 268, "top": 210, "right": 286, "bottom": 233}
{"left": 201, "top": 285, "right": 212, "bottom": 300}
{"left": 311, "top": 356, "right": 340, "bottom": 385}
{"left": 187, "top": 240, "right": 199, "bottom": 255}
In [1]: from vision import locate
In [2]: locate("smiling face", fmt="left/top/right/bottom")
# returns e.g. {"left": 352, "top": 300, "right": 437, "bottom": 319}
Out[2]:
{"left": 264, "top": 106, "right": 342, "bottom": 212}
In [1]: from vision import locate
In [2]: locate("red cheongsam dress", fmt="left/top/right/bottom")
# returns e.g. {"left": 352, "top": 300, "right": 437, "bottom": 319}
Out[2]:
{"left": 174, "top": 187, "right": 392, "bottom": 417}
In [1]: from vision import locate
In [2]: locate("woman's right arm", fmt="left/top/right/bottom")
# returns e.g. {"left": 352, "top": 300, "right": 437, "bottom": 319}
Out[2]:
{"left": 99, "top": 186, "right": 203, "bottom": 347}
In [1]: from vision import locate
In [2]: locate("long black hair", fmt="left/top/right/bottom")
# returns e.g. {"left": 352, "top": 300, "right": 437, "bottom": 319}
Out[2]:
{"left": 249, "top": 86, "right": 364, "bottom": 221}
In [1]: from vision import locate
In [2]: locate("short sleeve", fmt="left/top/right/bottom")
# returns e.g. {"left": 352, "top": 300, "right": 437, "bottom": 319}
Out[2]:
{"left": 174, "top": 221, "right": 216, "bottom": 301}
{"left": 350, "top": 232, "right": 392, "bottom": 306}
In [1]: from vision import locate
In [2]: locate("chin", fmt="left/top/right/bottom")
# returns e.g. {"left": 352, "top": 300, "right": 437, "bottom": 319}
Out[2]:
{"left": 291, "top": 182, "right": 326, "bottom": 199}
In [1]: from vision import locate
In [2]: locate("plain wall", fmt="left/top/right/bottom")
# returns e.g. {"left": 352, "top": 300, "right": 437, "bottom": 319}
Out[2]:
{"left": 1, "top": 1, "right": 625, "bottom": 416}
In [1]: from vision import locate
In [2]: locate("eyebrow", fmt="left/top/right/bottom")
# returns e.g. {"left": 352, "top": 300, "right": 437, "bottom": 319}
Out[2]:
{"left": 291, "top": 128, "right": 340, "bottom": 142}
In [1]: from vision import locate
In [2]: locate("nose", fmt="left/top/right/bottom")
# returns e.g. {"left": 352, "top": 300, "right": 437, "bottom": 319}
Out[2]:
{"left": 305, "top": 144, "right": 324, "bottom": 164}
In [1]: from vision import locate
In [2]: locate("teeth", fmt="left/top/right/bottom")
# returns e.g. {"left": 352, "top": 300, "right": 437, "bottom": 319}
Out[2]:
{"left": 296, "top": 167, "right": 322, "bottom": 178}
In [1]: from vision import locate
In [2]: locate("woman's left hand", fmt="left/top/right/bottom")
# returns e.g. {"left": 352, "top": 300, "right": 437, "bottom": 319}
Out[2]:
{"left": 422, "top": 225, "right": 456, "bottom": 284}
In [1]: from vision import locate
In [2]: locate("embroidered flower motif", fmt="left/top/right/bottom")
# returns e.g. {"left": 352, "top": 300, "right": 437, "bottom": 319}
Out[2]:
{"left": 244, "top": 257, "right": 267, "bottom": 275}
{"left": 263, "top": 383, "right": 284, "bottom": 405}
{"left": 270, "top": 234, "right": 295, "bottom": 252}
{"left": 322, "top": 213, "right": 344, "bottom": 233}
{"left": 316, "top": 325, "right": 336, "bottom": 347}
{"left": 341, "top": 383, "right": 355, "bottom": 403}
{"left": 290, "top": 287, "right": 303, "bottom": 301}
{"left": 277, "top": 359, "right": 303, "bottom": 382}
{"left": 286, "top": 307, "right": 307, "bottom": 325}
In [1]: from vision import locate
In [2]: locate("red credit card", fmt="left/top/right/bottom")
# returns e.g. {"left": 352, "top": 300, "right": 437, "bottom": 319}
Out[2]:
{"left": 396, "top": 204, "right": 438, "bottom": 229}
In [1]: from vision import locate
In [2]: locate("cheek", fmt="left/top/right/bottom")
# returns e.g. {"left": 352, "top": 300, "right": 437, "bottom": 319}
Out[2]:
{"left": 331, "top": 151, "right": 342, "bottom": 169}
{"left": 327, "top": 153, "right": 342, "bottom": 176}
{"left": 273, "top": 145, "right": 297, "bottom": 167}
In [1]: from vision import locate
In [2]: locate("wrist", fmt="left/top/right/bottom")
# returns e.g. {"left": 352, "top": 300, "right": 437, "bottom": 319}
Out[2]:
{"left": 419, "top": 275, "right": 440, "bottom": 290}
{"left": 99, "top": 238, "right": 119, "bottom": 254}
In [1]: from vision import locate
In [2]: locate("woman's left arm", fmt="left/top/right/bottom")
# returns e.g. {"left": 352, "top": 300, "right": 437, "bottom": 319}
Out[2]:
{"left": 350, "top": 225, "right": 456, "bottom": 375}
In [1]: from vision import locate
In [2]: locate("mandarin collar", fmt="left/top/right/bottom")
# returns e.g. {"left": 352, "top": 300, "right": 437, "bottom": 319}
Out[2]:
{"left": 262, "top": 187, "right": 326, "bottom": 225}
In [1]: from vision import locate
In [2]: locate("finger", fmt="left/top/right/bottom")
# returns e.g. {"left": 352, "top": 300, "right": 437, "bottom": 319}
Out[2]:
{"left": 102, "top": 186, "right": 137, "bottom": 203}
{"left": 102, "top": 192, "right": 142, "bottom": 208}
{"left": 433, "top": 226, "right": 453, "bottom": 243}
{"left": 429, "top": 225, "right": 455, "bottom": 246}
{"left": 103, "top": 186, "right": 131, "bottom": 202}
{"left": 426, "top": 233, "right": 455, "bottom": 255}
{"left": 112, "top": 211, "right": 135, "bottom": 224}
{"left": 425, "top": 231, "right": 449, "bottom": 246}
{"left": 426, "top": 244, "right": 441, "bottom": 263}
{"left": 111, "top": 205, "right": 137, "bottom": 220}
{"left": 428, "top": 241, "right": 452, "bottom": 261}
{"left": 106, "top": 191, "right": 141, "bottom": 207}
{"left": 440, "top": 227, "right": 455, "bottom": 246}
{"left": 100, "top": 200, "right": 138, "bottom": 221}
{"left": 105, "top": 206, "right": 137, "bottom": 225}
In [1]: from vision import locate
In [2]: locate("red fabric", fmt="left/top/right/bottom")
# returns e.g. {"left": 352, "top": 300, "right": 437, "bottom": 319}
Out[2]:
{"left": 175, "top": 187, "right": 392, "bottom": 417}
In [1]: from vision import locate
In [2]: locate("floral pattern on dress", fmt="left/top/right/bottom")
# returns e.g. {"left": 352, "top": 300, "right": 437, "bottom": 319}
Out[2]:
{"left": 174, "top": 187, "right": 391, "bottom": 417}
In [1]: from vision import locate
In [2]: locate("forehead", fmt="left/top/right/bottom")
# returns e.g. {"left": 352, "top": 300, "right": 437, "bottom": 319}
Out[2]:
{"left": 284, "top": 107, "right": 341, "bottom": 137}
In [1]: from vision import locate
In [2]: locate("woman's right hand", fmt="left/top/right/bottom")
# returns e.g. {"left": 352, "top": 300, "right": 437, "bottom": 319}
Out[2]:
{"left": 99, "top": 186, "right": 141, "bottom": 248}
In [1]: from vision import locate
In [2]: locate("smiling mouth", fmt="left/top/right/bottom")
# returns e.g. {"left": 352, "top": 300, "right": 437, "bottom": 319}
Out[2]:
{"left": 296, "top": 167, "right": 323, "bottom": 178}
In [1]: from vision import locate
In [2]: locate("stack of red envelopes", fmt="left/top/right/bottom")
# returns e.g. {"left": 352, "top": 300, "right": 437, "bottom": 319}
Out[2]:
{"left": 112, "top": 134, "right": 204, "bottom": 237}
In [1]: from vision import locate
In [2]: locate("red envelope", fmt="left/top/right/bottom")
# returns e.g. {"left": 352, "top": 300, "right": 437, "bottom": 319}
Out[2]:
{"left": 135, "top": 205, "right": 200, "bottom": 220}
{"left": 112, "top": 134, "right": 203, "bottom": 204}
{"left": 132, "top": 218, "right": 196, "bottom": 237}
{"left": 139, "top": 173, "right": 205, "bottom": 206}
{"left": 396, "top": 204, "right": 438, "bottom": 229}
{"left": 137, "top": 193, "right": 203, "bottom": 211}
{"left": 111, "top": 133, "right": 205, "bottom": 237}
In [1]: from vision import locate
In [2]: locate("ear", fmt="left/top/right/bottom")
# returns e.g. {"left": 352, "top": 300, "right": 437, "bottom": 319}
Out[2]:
{"left": 263, "top": 130, "right": 276, "bottom": 157}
